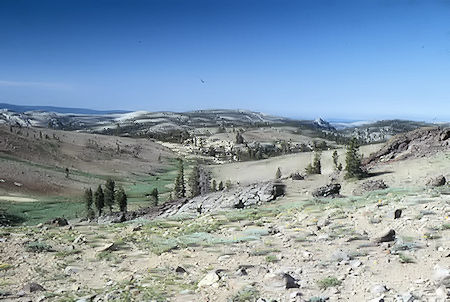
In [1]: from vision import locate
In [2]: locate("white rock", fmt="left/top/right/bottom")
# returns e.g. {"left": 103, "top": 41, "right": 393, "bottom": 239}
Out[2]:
{"left": 433, "top": 265, "right": 450, "bottom": 287}
{"left": 64, "top": 266, "right": 81, "bottom": 275}
{"left": 371, "top": 284, "right": 388, "bottom": 295}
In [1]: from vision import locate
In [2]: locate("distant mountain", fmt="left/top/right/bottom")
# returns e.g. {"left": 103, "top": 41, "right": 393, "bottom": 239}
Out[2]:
{"left": 0, "top": 103, "right": 129, "bottom": 115}
{"left": 1, "top": 103, "right": 445, "bottom": 144}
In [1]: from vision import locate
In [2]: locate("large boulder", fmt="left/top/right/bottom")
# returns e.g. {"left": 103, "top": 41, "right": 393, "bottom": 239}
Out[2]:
{"left": 312, "top": 183, "right": 341, "bottom": 198}
{"left": 353, "top": 179, "right": 388, "bottom": 195}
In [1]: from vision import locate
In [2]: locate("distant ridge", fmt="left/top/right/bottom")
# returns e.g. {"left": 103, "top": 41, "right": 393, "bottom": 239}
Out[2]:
{"left": 0, "top": 103, "right": 130, "bottom": 115}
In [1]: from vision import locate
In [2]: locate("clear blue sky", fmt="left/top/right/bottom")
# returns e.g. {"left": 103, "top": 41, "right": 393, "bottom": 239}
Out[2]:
{"left": 1, "top": 0, "right": 450, "bottom": 120}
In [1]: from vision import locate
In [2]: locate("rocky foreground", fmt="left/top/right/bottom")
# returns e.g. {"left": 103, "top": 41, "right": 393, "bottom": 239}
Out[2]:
{"left": 0, "top": 179, "right": 449, "bottom": 302}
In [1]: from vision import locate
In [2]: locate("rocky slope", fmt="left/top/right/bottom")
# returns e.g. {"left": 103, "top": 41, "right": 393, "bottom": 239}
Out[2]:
{"left": 364, "top": 127, "right": 450, "bottom": 166}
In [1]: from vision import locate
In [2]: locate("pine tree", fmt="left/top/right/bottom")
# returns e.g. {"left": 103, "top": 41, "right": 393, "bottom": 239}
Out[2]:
{"left": 211, "top": 179, "right": 217, "bottom": 191}
{"left": 345, "top": 137, "right": 365, "bottom": 179}
{"left": 332, "top": 150, "right": 343, "bottom": 171}
{"left": 94, "top": 185, "right": 105, "bottom": 216}
{"left": 84, "top": 188, "right": 95, "bottom": 219}
{"left": 275, "top": 167, "right": 282, "bottom": 179}
{"left": 116, "top": 186, "right": 127, "bottom": 212}
{"left": 173, "top": 159, "right": 186, "bottom": 198}
{"left": 235, "top": 132, "right": 244, "bottom": 144}
{"left": 150, "top": 188, "right": 158, "bottom": 206}
{"left": 188, "top": 163, "right": 201, "bottom": 198}
{"left": 104, "top": 179, "right": 116, "bottom": 212}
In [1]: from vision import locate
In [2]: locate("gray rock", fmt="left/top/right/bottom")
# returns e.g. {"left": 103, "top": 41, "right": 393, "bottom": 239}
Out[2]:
{"left": 64, "top": 266, "right": 81, "bottom": 275}
{"left": 22, "top": 282, "right": 45, "bottom": 293}
{"left": 376, "top": 229, "right": 396, "bottom": 243}
{"left": 96, "top": 243, "right": 116, "bottom": 252}
{"left": 354, "top": 180, "right": 388, "bottom": 195}
{"left": 312, "top": 183, "right": 341, "bottom": 198}
{"left": 175, "top": 266, "right": 187, "bottom": 274}
{"left": 97, "top": 212, "right": 126, "bottom": 224}
{"left": 264, "top": 272, "right": 299, "bottom": 289}
{"left": 427, "top": 175, "right": 446, "bottom": 187}
{"left": 290, "top": 172, "right": 304, "bottom": 180}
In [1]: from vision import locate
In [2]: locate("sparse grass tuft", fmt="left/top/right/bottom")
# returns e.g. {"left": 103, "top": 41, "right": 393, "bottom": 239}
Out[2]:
{"left": 54, "top": 249, "right": 81, "bottom": 258}
{"left": 317, "top": 276, "right": 341, "bottom": 289}
{"left": 398, "top": 253, "right": 415, "bottom": 263}
{"left": 25, "top": 241, "right": 53, "bottom": 253}
{"left": 441, "top": 223, "right": 450, "bottom": 230}
{"left": 231, "top": 286, "right": 260, "bottom": 302}
{"left": 0, "top": 263, "right": 13, "bottom": 271}
{"left": 423, "top": 232, "right": 441, "bottom": 240}
{"left": 265, "top": 255, "right": 279, "bottom": 263}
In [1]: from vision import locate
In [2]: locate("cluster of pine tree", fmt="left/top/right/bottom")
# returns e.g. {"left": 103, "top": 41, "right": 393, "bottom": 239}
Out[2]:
{"left": 305, "top": 151, "right": 322, "bottom": 175}
{"left": 84, "top": 178, "right": 127, "bottom": 218}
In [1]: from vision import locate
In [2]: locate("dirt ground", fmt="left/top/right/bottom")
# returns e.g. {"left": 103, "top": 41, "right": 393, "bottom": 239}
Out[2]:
{"left": 0, "top": 145, "right": 449, "bottom": 301}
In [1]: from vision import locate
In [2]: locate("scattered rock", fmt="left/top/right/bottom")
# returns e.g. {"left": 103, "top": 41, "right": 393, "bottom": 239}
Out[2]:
{"left": 376, "top": 229, "right": 396, "bottom": 243}
{"left": 312, "top": 184, "right": 341, "bottom": 198}
{"left": 13, "top": 182, "right": 22, "bottom": 187}
{"left": 22, "top": 282, "right": 45, "bottom": 293}
{"left": 427, "top": 175, "right": 446, "bottom": 187}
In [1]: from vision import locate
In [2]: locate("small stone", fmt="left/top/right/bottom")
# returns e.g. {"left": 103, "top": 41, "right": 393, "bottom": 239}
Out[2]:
{"left": 235, "top": 267, "right": 248, "bottom": 276}
{"left": 432, "top": 265, "right": 450, "bottom": 287}
{"left": 371, "top": 284, "right": 389, "bottom": 295}
{"left": 64, "top": 266, "right": 81, "bottom": 275}
{"left": 175, "top": 266, "right": 187, "bottom": 274}
{"left": 73, "top": 235, "right": 86, "bottom": 244}
{"left": 22, "top": 282, "right": 45, "bottom": 293}
{"left": 394, "top": 209, "right": 402, "bottom": 219}
{"left": 435, "top": 286, "right": 448, "bottom": 300}
{"left": 376, "top": 230, "right": 396, "bottom": 243}
{"left": 350, "top": 260, "right": 362, "bottom": 268}
{"left": 284, "top": 273, "right": 300, "bottom": 289}
{"left": 97, "top": 243, "right": 116, "bottom": 252}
